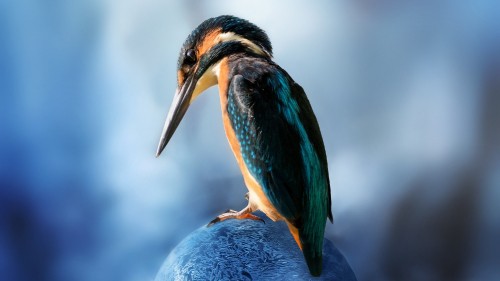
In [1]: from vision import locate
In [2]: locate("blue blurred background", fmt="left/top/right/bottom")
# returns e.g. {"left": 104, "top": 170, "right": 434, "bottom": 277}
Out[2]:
{"left": 1, "top": 1, "right": 499, "bottom": 280}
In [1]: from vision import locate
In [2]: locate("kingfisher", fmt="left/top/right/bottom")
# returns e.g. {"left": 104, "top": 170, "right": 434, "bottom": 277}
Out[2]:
{"left": 156, "top": 15, "right": 333, "bottom": 276}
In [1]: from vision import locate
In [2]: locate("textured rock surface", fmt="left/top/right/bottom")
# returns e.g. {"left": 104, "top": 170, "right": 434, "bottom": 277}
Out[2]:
{"left": 155, "top": 212, "right": 357, "bottom": 281}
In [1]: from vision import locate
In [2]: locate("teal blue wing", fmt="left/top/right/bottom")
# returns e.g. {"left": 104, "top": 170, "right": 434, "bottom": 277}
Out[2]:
{"left": 228, "top": 74, "right": 303, "bottom": 222}
{"left": 227, "top": 66, "right": 332, "bottom": 275}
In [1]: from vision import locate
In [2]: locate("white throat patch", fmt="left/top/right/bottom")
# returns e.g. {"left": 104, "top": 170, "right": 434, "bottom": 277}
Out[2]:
{"left": 190, "top": 60, "right": 221, "bottom": 103}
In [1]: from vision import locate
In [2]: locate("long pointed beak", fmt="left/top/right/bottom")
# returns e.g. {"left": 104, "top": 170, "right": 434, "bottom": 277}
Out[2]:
{"left": 156, "top": 75, "right": 197, "bottom": 157}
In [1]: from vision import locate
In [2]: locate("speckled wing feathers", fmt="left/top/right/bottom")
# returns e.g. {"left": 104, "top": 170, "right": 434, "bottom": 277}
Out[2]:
{"left": 228, "top": 74, "right": 304, "bottom": 222}
{"left": 226, "top": 56, "right": 332, "bottom": 275}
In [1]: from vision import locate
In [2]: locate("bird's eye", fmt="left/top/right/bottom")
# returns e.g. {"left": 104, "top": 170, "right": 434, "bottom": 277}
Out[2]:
{"left": 184, "top": 49, "right": 197, "bottom": 65}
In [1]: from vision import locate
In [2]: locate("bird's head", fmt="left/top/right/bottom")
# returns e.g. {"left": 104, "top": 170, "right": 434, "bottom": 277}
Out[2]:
{"left": 156, "top": 15, "right": 272, "bottom": 157}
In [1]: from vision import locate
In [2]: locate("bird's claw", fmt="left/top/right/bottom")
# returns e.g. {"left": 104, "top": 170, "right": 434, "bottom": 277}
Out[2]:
{"left": 207, "top": 217, "right": 221, "bottom": 227}
{"left": 207, "top": 209, "right": 265, "bottom": 227}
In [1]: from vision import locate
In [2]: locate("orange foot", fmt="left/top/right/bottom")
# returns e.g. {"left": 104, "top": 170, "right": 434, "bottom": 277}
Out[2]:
{"left": 207, "top": 206, "right": 265, "bottom": 227}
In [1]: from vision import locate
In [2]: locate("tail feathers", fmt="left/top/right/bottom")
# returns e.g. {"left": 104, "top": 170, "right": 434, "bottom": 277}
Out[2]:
{"left": 288, "top": 221, "right": 325, "bottom": 276}
{"left": 302, "top": 241, "right": 323, "bottom": 276}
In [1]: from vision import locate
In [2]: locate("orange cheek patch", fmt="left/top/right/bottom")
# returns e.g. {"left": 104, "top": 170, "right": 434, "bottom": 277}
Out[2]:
{"left": 197, "top": 28, "right": 222, "bottom": 57}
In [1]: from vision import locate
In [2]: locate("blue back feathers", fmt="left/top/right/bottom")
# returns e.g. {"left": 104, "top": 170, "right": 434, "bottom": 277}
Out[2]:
{"left": 226, "top": 56, "right": 332, "bottom": 275}
{"left": 273, "top": 73, "right": 330, "bottom": 247}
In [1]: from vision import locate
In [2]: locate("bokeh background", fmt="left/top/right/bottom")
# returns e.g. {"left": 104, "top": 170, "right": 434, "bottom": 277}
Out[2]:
{"left": 1, "top": 1, "right": 499, "bottom": 280}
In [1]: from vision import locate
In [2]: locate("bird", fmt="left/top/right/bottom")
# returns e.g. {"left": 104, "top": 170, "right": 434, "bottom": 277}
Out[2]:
{"left": 156, "top": 15, "right": 333, "bottom": 276}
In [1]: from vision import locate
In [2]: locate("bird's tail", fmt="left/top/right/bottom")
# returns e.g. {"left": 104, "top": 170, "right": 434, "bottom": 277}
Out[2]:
{"left": 286, "top": 221, "right": 324, "bottom": 276}
{"left": 299, "top": 229, "right": 323, "bottom": 277}
{"left": 302, "top": 233, "right": 323, "bottom": 276}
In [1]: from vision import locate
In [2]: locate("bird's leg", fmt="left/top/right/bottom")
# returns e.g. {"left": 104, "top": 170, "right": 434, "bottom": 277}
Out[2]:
{"left": 207, "top": 204, "right": 264, "bottom": 226}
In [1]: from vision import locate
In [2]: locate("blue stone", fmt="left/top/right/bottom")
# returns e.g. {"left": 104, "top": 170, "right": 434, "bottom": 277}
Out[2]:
{"left": 155, "top": 212, "right": 357, "bottom": 281}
